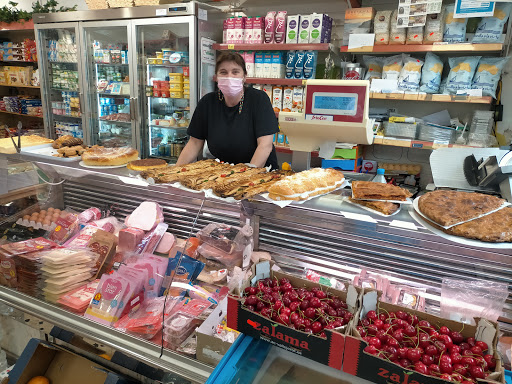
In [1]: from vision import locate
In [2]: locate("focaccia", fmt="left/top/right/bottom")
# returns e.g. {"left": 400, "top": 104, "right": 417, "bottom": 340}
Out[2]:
{"left": 348, "top": 198, "right": 400, "bottom": 215}
{"left": 418, "top": 190, "right": 505, "bottom": 226}
{"left": 214, "top": 170, "right": 278, "bottom": 197}
{"left": 268, "top": 168, "right": 345, "bottom": 201}
{"left": 352, "top": 181, "right": 412, "bottom": 201}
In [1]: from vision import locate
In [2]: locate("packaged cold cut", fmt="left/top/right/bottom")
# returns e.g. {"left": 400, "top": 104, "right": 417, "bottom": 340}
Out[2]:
{"left": 125, "top": 201, "right": 164, "bottom": 231}
{"left": 154, "top": 232, "right": 175, "bottom": 256}
{"left": 118, "top": 227, "right": 145, "bottom": 253}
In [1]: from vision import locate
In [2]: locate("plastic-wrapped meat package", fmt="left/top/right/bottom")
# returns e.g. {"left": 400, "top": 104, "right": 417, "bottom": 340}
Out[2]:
{"left": 118, "top": 228, "right": 145, "bottom": 253}
{"left": 64, "top": 225, "right": 104, "bottom": 249}
{"left": 47, "top": 211, "right": 80, "bottom": 245}
{"left": 90, "top": 216, "right": 122, "bottom": 235}
{"left": 86, "top": 229, "right": 118, "bottom": 277}
{"left": 125, "top": 202, "right": 164, "bottom": 231}
{"left": 0, "top": 254, "right": 18, "bottom": 288}
{"left": 0, "top": 237, "right": 58, "bottom": 257}
{"left": 128, "top": 254, "right": 168, "bottom": 299}
{"left": 58, "top": 280, "right": 100, "bottom": 314}
{"left": 78, "top": 207, "right": 102, "bottom": 224}
{"left": 154, "top": 232, "right": 175, "bottom": 256}
{"left": 117, "top": 265, "right": 147, "bottom": 296}
{"left": 135, "top": 223, "right": 168, "bottom": 255}
{"left": 163, "top": 299, "right": 211, "bottom": 349}
{"left": 13, "top": 251, "right": 45, "bottom": 297}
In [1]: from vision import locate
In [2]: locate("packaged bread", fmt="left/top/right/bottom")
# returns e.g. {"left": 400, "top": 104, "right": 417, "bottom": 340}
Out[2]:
{"left": 423, "top": 9, "right": 445, "bottom": 44}
{"left": 383, "top": 54, "right": 403, "bottom": 80}
{"left": 374, "top": 10, "right": 392, "bottom": 45}
{"left": 389, "top": 10, "right": 405, "bottom": 45}
{"left": 398, "top": 55, "right": 424, "bottom": 92}
{"left": 406, "top": 26, "right": 424, "bottom": 45}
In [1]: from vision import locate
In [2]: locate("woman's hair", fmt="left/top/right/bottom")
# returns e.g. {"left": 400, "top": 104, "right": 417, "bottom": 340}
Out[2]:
{"left": 215, "top": 52, "right": 247, "bottom": 75}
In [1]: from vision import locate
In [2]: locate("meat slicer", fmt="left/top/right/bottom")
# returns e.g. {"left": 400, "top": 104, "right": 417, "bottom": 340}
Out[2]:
{"left": 430, "top": 148, "right": 512, "bottom": 203}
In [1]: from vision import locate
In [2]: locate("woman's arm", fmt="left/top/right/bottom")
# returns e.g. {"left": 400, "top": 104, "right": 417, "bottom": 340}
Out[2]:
{"left": 250, "top": 134, "right": 274, "bottom": 168}
{"left": 176, "top": 137, "right": 205, "bottom": 166}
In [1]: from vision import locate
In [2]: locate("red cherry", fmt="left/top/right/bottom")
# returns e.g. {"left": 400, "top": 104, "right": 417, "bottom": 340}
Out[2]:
{"left": 279, "top": 313, "right": 290, "bottom": 325}
{"left": 440, "top": 355, "right": 452, "bottom": 365}
{"left": 289, "top": 301, "right": 300, "bottom": 312}
{"left": 440, "top": 374, "right": 453, "bottom": 381}
{"left": 469, "top": 365, "right": 485, "bottom": 379}
{"left": 422, "top": 354, "right": 434, "bottom": 366}
{"left": 281, "top": 307, "right": 291, "bottom": 316}
{"left": 367, "top": 324, "right": 379, "bottom": 336}
{"left": 429, "top": 364, "right": 441, "bottom": 375}
{"left": 299, "top": 300, "right": 310, "bottom": 311}
{"left": 415, "top": 362, "right": 429, "bottom": 375}
{"left": 440, "top": 362, "right": 453, "bottom": 374}
{"left": 484, "top": 354, "right": 496, "bottom": 370}
{"left": 418, "top": 333, "right": 430, "bottom": 348}
{"left": 407, "top": 348, "right": 422, "bottom": 362}
{"left": 398, "top": 347, "right": 409, "bottom": 359}
{"left": 327, "top": 308, "right": 337, "bottom": 317}
{"left": 319, "top": 331, "right": 327, "bottom": 339}
{"left": 450, "top": 352, "right": 462, "bottom": 365}
{"left": 303, "top": 319, "right": 311, "bottom": 327}
{"left": 288, "top": 291, "right": 299, "bottom": 301}
{"left": 439, "top": 326, "right": 451, "bottom": 335}
{"left": 451, "top": 373, "right": 464, "bottom": 383}
{"left": 304, "top": 327, "right": 312, "bottom": 334}
{"left": 246, "top": 305, "right": 255, "bottom": 311}
{"left": 356, "top": 326, "right": 367, "bottom": 337}
{"left": 461, "top": 356, "right": 476, "bottom": 366}
{"left": 450, "top": 331, "right": 464, "bottom": 344}
{"left": 396, "top": 310, "right": 408, "bottom": 320}
{"left": 392, "top": 329, "right": 405, "bottom": 343}
{"left": 435, "top": 341, "right": 447, "bottom": 353}
{"left": 281, "top": 282, "right": 293, "bottom": 293}
{"left": 463, "top": 349, "right": 474, "bottom": 357}
{"left": 311, "top": 321, "right": 323, "bottom": 334}
{"left": 376, "top": 330, "right": 389, "bottom": 344}
{"left": 467, "top": 337, "right": 476, "bottom": 347}
{"left": 459, "top": 342, "right": 470, "bottom": 351}
{"left": 470, "top": 346, "right": 483, "bottom": 356}
{"left": 439, "top": 335, "right": 454, "bottom": 349}
{"left": 366, "top": 310, "right": 378, "bottom": 321}
{"left": 360, "top": 318, "right": 370, "bottom": 327}
{"left": 418, "top": 320, "right": 432, "bottom": 331}
{"left": 450, "top": 345, "right": 461, "bottom": 355}
{"left": 304, "top": 307, "right": 316, "bottom": 319}
{"left": 475, "top": 341, "right": 488, "bottom": 352}
{"left": 273, "top": 300, "right": 282, "bottom": 310}
{"left": 429, "top": 330, "right": 440, "bottom": 340}
{"left": 310, "top": 297, "right": 322, "bottom": 308}
{"left": 399, "top": 358, "right": 412, "bottom": 368}
{"left": 278, "top": 277, "right": 289, "bottom": 286}
{"left": 260, "top": 308, "right": 271, "bottom": 318}
{"left": 282, "top": 297, "right": 292, "bottom": 307}
{"left": 425, "top": 345, "right": 438, "bottom": 356}
{"left": 333, "top": 319, "right": 343, "bottom": 328}
{"left": 384, "top": 346, "right": 399, "bottom": 360}
{"left": 453, "top": 363, "right": 468, "bottom": 376}
{"left": 245, "top": 295, "right": 259, "bottom": 306}
{"left": 379, "top": 313, "right": 388, "bottom": 322}
{"left": 373, "top": 319, "right": 384, "bottom": 329}
{"left": 369, "top": 337, "right": 382, "bottom": 349}
{"left": 387, "top": 337, "right": 400, "bottom": 348}
{"left": 315, "top": 290, "right": 327, "bottom": 299}
{"left": 409, "top": 314, "right": 419, "bottom": 326}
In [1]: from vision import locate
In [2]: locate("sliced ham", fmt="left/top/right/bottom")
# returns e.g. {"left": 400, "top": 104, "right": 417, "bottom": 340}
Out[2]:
{"left": 125, "top": 202, "right": 164, "bottom": 231}
{"left": 154, "top": 232, "right": 175, "bottom": 255}
{"left": 118, "top": 228, "right": 145, "bottom": 253}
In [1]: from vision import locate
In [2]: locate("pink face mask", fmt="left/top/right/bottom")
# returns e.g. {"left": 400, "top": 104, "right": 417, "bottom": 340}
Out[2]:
{"left": 217, "top": 77, "right": 244, "bottom": 97}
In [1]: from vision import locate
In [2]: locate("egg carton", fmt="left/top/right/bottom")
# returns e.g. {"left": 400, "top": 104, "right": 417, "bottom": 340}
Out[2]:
{"left": 15, "top": 218, "right": 57, "bottom": 231}
{"left": 379, "top": 162, "right": 421, "bottom": 175}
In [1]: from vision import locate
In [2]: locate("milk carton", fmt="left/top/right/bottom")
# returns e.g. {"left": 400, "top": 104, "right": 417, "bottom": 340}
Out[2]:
{"left": 286, "top": 15, "right": 301, "bottom": 43}
{"left": 292, "top": 86, "right": 304, "bottom": 112}
{"left": 282, "top": 86, "right": 293, "bottom": 112}
{"left": 271, "top": 52, "right": 285, "bottom": 79}
{"left": 263, "top": 84, "right": 273, "bottom": 101}
{"left": 223, "top": 19, "right": 228, "bottom": 44}
{"left": 298, "top": 15, "right": 311, "bottom": 44}
{"left": 253, "top": 17, "right": 264, "bottom": 44}
{"left": 245, "top": 51, "right": 255, "bottom": 77}
{"left": 263, "top": 52, "right": 273, "bottom": 77}
{"left": 244, "top": 17, "right": 254, "bottom": 43}
{"left": 310, "top": 13, "right": 330, "bottom": 44}
{"left": 303, "top": 50, "right": 317, "bottom": 79}
{"left": 274, "top": 11, "right": 288, "bottom": 44}
{"left": 254, "top": 52, "right": 264, "bottom": 77}
{"left": 264, "top": 11, "right": 276, "bottom": 44}
{"left": 234, "top": 17, "right": 245, "bottom": 44}
{"left": 294, "top": 50, "right": 305, "bottom": 79}
{"left": 227, "top": 17, "right": 236, "bottom": 44}
{"left": 252, "top": 84, "right": 262, "bottom": 90}
{"left": 272, "top": 86, "right": 283, "bottom": 112}
{"left": 285, "top": 51, "right": 297, "bottom": 79}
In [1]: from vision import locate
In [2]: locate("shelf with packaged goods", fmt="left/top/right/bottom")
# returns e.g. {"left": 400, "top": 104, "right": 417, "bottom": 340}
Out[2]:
{"left": 246, "top": 78, "right": 304, "bottom": 86}
{"left": 0, "top": 110, "right": 43, "bottom": 118}
{"left": 97, "top": 92, "right": 130, "bottom": 97}
{"left": 370, "top": 92, "right": 492, "bottom": 104}
{"left": 150, "top": 125, "right": 188, "bottom": 130}
{"left": 99, "top": 119, "right": 131, "bottom": 125}
{"left": 0, "top": 60, "right": 36, "bottom": 64}
{"left": 213, "top": 43, "right": 331, "bottom": 51}
{"left": 340, "top": 43, "right": 503, "bottom": 53}
{"left": 49, "top": 61, "right": 77, "bottom": 65}
{"left": 95, "top": 62, "right": 128, "bottom": 66}
{"left": 0, "top": 84, "right": 39, "bottom": 89}
{"left": 147, "top": 63, "right": 189, "bottom": 68}
{"left": 372, "top": 136, "right": 477, "bottom": 150}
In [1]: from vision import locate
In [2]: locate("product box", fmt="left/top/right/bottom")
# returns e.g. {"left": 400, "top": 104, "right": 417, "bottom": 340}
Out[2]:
{"left": 234, "top": 17, "right": 245, "bottom": 44}
{"left": 262, "top": 84, "right": 273, "bottom": 101}
{"left": 286, "top": 15, "right": 301, "bottom": 43}
{"left": 263, "top": 52, "right": 273, "bottom": 77}
{"left": 227, "top": 261, "right": 363, "bottom": 370}
{"left": 253, "top": 16, "right": 264, "bottom": 44}
{"left": 244, "top": 51, "right": 255, "bottom": 77}
{"left": 303, "top": 50, "right": 317, "bottom": 80}
{"left": 272, "top": 86, "right": 283, "bottom": 111}
{"left": 294, "top": 51, "right": 306, "bottom": 79}
{"left": 332, "top": 145, "right": 361, "bottom": 160}
{"left": 226, "top": 17, "right": 236, "bottom": 44}
{"left": 362, "top": 160, "right": 378, "bottom": 174}
{"left": 342, "top": 7, "right": 375, "bottom": 45}
{"left": 298, "top": 15, "right": 312, "bottom": 44}
{"left": 244, "top": 17, "right": 254, "bottom": 43}
{"left": 322, "top": 158, "right": 363, "bottom": 172}
{"left": 223, "top": 19, "right": 228, "bottom": 44}
{"left": 254, "top": 52, "right": 264, "bottom": 77}
{"left": 282, "top": 86, "right": 293, "bottom": 112}
{"left": 285, "top": 51, "right": 297, "bottom": 79}
{"left": 264, "top": 11, "right": 276, "bottom": 43}
{"left": 292, "top": 86, "right": 304, "bottom": 112}
{"left": 343, "top": 295, "right": 505, "bottom": 384}
{"left": 274, "top": 11, "right": 288, "bottom": 44}
{"left": 271, "top": 52, "right": 285, "bottom": 79}
{"left": 310, "top": 13, "right": 331, "bottom": 44}
{"left": 8, "top": 339, "right": 130, "bottom": 384}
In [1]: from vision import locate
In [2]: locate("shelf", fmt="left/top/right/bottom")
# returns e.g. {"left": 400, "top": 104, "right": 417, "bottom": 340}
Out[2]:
{"left": 99, "top": 119, "right": 131, "bottom": 124}
{"left": 0, "top": 184, "right": 46, "bottom": 205}
{"left": 340, "top": 43, "right": 503, "bottom": 54}
{"left": 147, "top": 63, "right": 188, "bottom": 68}
{"left": 275, "top": 146, "right": 319, "bottom": 157}
{"left": 372, "top": 136, "right": 476, "bottom": 150}
{"left": 0, "top": 60, "right": 36, "bottom": 64}
{"left": 0, "top": 110, "right": 43, "bottom": 118}
{"left": 370, "top": 92, "right": 493, "bottom": 104}
{"left": 0, "top": 20, "right": 35, "bottom": 31}
{"left": 0, "top": 84, "right": 39, "bottom": 89}
{"left": 95, "top": 62, "right": 128, "bottom": 66}
{"left": 97, "top": 92, "right": 130, "bottom": 97}
{"left": 49, "top": 61, "right": 77, "bottom": 65}
{"left": 53, "top": 114, "right": 81, "bottom": 119}
{"left": 246, "top": 78, "right": 304, "bottom": 86}
{"left": 51, "top": 88, "right": 79, "bottom": 92}
{"left": 213, "top": 43, "right": 331, "bottom": 51}
{"left": 150, "top": 125, "right": 188, "bottom": 129}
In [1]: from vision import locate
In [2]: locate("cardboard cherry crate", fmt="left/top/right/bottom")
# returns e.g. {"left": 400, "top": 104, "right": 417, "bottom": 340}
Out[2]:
{"left": 343, "top": 295, "right": 505, "bottom": 384}
{"left": 226, "top": 261, "right": 364, "bottom": 370}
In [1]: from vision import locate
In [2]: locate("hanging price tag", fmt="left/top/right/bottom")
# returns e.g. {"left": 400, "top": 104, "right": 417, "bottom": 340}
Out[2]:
{"left": 227, "top": 44, "right": 235, "bottom": 50}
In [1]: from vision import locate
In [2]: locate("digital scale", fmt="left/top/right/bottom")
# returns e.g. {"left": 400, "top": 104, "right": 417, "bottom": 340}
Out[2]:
{"left": 278, "top": 79, "right": 374, "bottom": 171}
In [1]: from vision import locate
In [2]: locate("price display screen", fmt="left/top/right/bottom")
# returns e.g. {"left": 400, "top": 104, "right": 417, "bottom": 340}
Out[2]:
{"left": 311, "top": 92, "right": 358, "bottom": 116}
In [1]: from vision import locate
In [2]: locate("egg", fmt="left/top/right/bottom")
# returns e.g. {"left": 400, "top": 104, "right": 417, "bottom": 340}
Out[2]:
{"left": 40, "top": 210, "right": 46, "bottom": 215}
{"left": 23, "top": 215, "right": 30, "bottom": 220}
{"left": 47, "top": 207, "right": 54, "bottom": 213}
{"left": 43, "top": 219, "right": 51, "bottom": 226}
{"left": 35, "top": 217, "right": 43, "bottom": 224}
{"left": 52, "top": 212, "right": 60, "bottom": 219}
{"left": 54, "top": 209, "right": 61, "bottom": 214}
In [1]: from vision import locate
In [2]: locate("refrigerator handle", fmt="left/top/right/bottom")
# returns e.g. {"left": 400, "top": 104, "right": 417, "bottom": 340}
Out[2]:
{"left": 130, "top": 97, "right": 138, "bottom": 122}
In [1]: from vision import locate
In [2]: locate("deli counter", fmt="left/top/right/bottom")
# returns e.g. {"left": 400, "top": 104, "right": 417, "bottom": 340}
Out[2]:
{"left": 1, "top": 152, "right": 511, "bottom": 383}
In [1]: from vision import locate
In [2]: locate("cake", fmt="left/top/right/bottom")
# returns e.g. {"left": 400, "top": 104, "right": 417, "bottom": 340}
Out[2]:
{"left": 348, "top": 198, "right": 400, "bottom": 215}
{"left": 82, "top": 146, "right": 139, "bottom": 166}
{"left": 127, "top": 159, "right": 167, "bottom": 171}
{"left": 418, "top": 190, "right": 505, "bottom": 227}
{"left": 352, "top": 181, "right": 412, "bottom": 201}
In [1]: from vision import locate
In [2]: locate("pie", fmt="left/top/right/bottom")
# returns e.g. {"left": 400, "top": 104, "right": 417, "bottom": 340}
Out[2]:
{"left": 82, "top": 146, "right": 139, "bottom": 166}
{"left": 352, "top": 181, "right": 412, "bottom": 201}
{"left": 0, "top": 135, "right": 53, "bottom": 154}
{"left": 348, "top": 198, "right": 400, "bottom": 215}
{"left": 127, "top": 159, "right": 167, "bottom": 171}
{"left": 418, "top": 190, "right": 505, "bottom": 227}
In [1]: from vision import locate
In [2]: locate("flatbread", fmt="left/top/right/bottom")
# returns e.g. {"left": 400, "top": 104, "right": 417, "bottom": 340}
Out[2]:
{"left": 348, "top": 198, "right": 400, "bottom": 215}
{"left": 352, "top": 181, "right": 412, "bottom": 201}
{"left": 418, "top": 190, "right": 505, "bottom": 226}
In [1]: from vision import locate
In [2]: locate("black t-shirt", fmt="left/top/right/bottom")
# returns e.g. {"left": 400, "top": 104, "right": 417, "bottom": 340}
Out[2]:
{"left": 187, "top": 87, "right": 279, "bottom": 169}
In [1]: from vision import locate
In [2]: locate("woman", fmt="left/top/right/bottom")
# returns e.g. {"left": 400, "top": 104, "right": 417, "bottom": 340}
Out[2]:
{"left": 176, "top": 52, "right": 279, "bottom": 169}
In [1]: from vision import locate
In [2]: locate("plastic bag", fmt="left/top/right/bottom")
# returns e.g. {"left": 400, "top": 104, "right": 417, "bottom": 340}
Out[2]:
{"left": 374, "top": 11, "right": 392, "bottom": 45}
{"left": 383, "top": 54, "right": 404, "bottom": 80}
{"left": 406, "top": 26, "right": 424, "bottom": 45}
{"left": 443, "top": 4, "right": 468, "bottom": 43}
{"left": 472, "top": 56, "right": 510, "bottom": 99}
{"left": 363, "top": 56, "right": 383, "bottom": 81}
{"left": 446, "top": 56, "right": 481, "bottom": 94}
{"left": 424, "top": 9, "right": 445, "bottom": 44}
{"left": 398, "top": 55, "right": 424, "bottom": 91}
{"left": 419, "top": 52, "right": 443, "bottom": 93}
{"left": 473, "top": 3, "right": 512, "bottom": 43}
{"left": 389, "top": 10, "right": 405, "bottom": 45}
{"left": 440, "top": 278, "right": 509, "bottom": 325}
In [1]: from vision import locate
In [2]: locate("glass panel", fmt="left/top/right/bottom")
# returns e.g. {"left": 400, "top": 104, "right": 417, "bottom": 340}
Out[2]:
{"left": 38, "top": 27, "right": 83, "bottom": 140}
{"left": 137, "top": 23, "right": 191, "bottom": 160}
{"left": 83, "top": 25, "right": 133, "bottom": 148}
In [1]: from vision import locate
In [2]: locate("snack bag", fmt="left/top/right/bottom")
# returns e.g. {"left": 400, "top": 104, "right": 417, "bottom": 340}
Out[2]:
{"left": 423, "top": 9, "right": 445, "bottom": 44}
{"left": 160, "top": 253, "right": 205, "bottom": 297}
{"left": 443, "top": 4, "right": 468, "bottom": 43}
{"left": 419, "top": 52, "right": 444, "bottom": 94}
{"left": 374, "top": 10, "right": 392, "bottom": 45}
{"left": 473, "top": 3, "right": 512, "bottom": 43}
{"left": 446, "top": 56, "right": 481, "bottom": 94}
{"left": 406, "top": 26, "right": 424, "bottom": 45}
{"left": 363, "top": 56, "right": 383, "bottom": 81}
{"left": 389, "top": 10, "right": 405, "bottom": 45}
{"left": 472, "top": 57, "right": 510, "bottom": 98}
{"left": 382, "top": 54, "right": 403, "bottom": 80}
{"left": 398, "top": 56, "right": 424, "bottom": 91}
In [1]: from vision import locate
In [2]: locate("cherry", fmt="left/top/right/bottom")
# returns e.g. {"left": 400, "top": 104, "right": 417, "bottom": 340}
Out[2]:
{"left": 462, "top": 349, "right": 474, "bottom": 357}
{"left": 415, "top": 362, "right": 429, "bottom": 375}
{"left": 418, "top": 320, "right": 432, "bottom": 331}
{"left": 364, "top": 345, "right": 378, "bottom": 355}
{"left": 396, "top": 310, "right": 408, "bottom": 320}
{"left": 279, "top": 278, "right": 290, "bottom": 286}
{"left": 356, "top": 326, "right": 367, "bottom": 337}
{"left": 467, "top": 337, "right": 476, "bottom": 347}
{"left": 373, "top": 319, "right": 384, "bottom": 330}
{"left": 245, "top": 295, "right": 259, "bottom": 306}
{"left": 418, "top": 333, "right": 430, "bottom": 348}
{"left": 440, "top": 355, "right": 452, "bottom": 366}
{"left": 439, "top": 326, "right": 450, "bottom": 335}
{"left": 475, "top": 341, "right": 488, "bottom": 352}
{"left": 469, "top": 365, "right": 485, "bottom": 379}
{"left": 434, "top": 341, "right": 447, "bottom": 353}
{"left": 408, "top": 314, "right": 419, "bottom": 326}
{"left": 404, "top": 325, "right": 417, "bottom": 337}
{"left": 246, "top": 305, "right": 255, "bottom": 311}
{"left": 272, "top": 286, "right": 281, "bottom": 292}
{"left": 289, "top": 301, "right": 300, "bottom": 312}
{"left": 484, "top": 354, "right": 496, "bottom": 370}
{"left": 304, "top": 307, "right": 316, "bottom": 319}
{"left": 361, "top": 319, "right": 370, "bottom": 327}
{"left": 279, "top": 313, "right": 290, "bottom": 325}
{"left": 304, "top": 327, "right": 312, "bottom": 334}
{"left": 450, "top": 331, "right": 464, "bottom": 345}
{"left": 343, "top": 312, "right": 353, "bottom": 323}
{"left": 300, "top": 300, "right": 310, "bottom": 311}
{"left": 440, "top": 362, "right": 453, "bottom": 374}
{"left": 392, "top": 329, "right": 405, "bottom": 343}
{"left": 327, "top": 308, "right": 337, "bottom": 317}
{"left": 282, "top": 297, "right": 292, "bottom": 307}
{"left": 461, "top": 356, "right": 476, "bottom": 366}
{"left": 281, "top": 307, "right": 291, "bottom": 316}
{"left": 367, "top": 324, "right": 379, "bottom": 336}
{"left": 450, "top": 352, "right": 462, "bottom": 365}
{"left": 311, "top": 321, "right": 323, "bottom": 334}
{"left": 256, "top": 301, "right": 267, "bottom": 311}
{"left": 429, "top": 364, "right": 441, "bottom": 375}
{"left": 422, "top": 354, "right": 434, "bottom": 366}
{"left": 315, "top": 290, "right": 327, "bottom": 299}
{"left": 398, "top": 348, "right": 409, "bottom": 359}
{"left": 379, "top": 313, "right": 388, "bottom": 322}
{"left": 369, "top": 337, "right": 382, "bottom": 349}
{"left": 470, "top": 346, "right": 483, "bottom": 356}
{"left": 333, "top": 319, "right": 343, "bottom": 328}
{"left": 450, "top": 345, "right": 461, "bottom": 355}
{"left": 429, "top": 330, "right": 440, "bottom": 340}
{"left": 439, "top": 335, "right": 453, "bottom": 349}
{"left": 376, "top": 330, "right": 389, "bottom": 344}
{"left": 303, "top": 319, "right": 311, "bottom": 327}
{"left": 399, "top": 358, "right": 412, "bottom": 368}
{"left": 425, "top": 345, "right": 438, "bottom": 356}
{"left": 440, "top": 374, "right": 453, "bottom": 381}
{"left": 319, "top": 331, "right": 327, "bottom": 339}
{"left": 367, "top": 310, "right": 378, "bottom": 321}
{"left": 451, "top": 373, "right": 464, "bottom": 383}
{"left": 260, "top": 308, "right": 271, "bottom": 318}
{"left": 273, "top": 300, "right": 283, "bottom": 310}
{"left": 387, "top": 337, "right": 400, "bottom": 348}
{"left": 281, "top": 282, "right": 293, "bottom": 293}
{"left": 407, "top": 348, "right": 422, "bottom": 362}
{"left": 459, "top": 342, "right": 470, "bottom": 351}
{"left": 453, "top": 363, "right": 468, "bottom": 376}
{"left": 310, "top": 297, "right": 322, "bottom": 308}
{"left": 288, "top": 291, "right": 299, "bottom": 301}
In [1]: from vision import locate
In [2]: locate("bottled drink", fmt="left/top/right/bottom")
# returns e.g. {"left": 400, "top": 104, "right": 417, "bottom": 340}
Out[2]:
{"left": 372, "top": 168, "right": 386, "bottom": 183}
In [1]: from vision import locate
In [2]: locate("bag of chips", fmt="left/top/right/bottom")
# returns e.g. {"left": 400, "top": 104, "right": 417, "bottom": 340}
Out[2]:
{"left": 374, "top": 10, "right": 392, "bottom": 45}
{"left": 446, "top": 56, "right": 482, "bottom": 94}
{"left": 472, "top": 57, "right": 510, "bottom": 98}
{"left": 383, "top": 54, "right": 404, "bottom": 80}
{"left": 398, "top": 56, "right": 424, "bottom": 92}
{"left": 420, "top": 52, "right": 444, "bottom": 94}
{"left": 363, "top": 56, "right": 384, "bottom": 80}
{"left": 473, "top": 3, "right": 512, "bottom": 43}
{"left": 443, "top": 4, "right": 468, "bottom": 43}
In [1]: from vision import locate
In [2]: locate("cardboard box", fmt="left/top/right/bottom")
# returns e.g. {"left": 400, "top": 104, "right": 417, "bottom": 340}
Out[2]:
{"left": 227, "top": 261, "right": 362, "bottom": 371}
{"left": 322, "top": 158, "right": 363, "bottom": 172}
{"left": 9, "top": 339, "right": 130, "bottom": 384}
{"left": 343, "top": 297, "right": 505, "bottom": 384}
{"left": 196, "top": 297, "right": 236, "bottom": 366}
{"left": 332, "top": 145, "right": 361, "bottom": 160}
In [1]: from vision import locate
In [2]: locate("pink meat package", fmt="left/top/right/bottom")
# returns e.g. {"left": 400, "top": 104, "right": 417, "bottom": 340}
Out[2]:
{"left": 58, "top": 280, "right": 100, "bottom": 314}
{"left": 0, "top": 237, "right": 59, "bottom": 257}
{"left": 135, "top": 223, "right": 168, "bottom": 255}
{"left": 127, "top": 254, "right": 169, "bottom": 299}
{"left": 47, "top": 212, "right": 80, "bottom": 245}
{"left": 125, "top": 202, "right": 164, "bottom": 231}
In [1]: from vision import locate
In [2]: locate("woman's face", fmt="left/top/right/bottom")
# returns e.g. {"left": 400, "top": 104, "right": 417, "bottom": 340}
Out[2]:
{"left": 217, "top": 60, "right": 246, "bottom": 80}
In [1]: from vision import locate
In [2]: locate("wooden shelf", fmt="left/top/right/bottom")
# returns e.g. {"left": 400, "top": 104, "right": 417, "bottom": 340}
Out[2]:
{"left": 0, "top": 110, "right": 43, "bottom": 118}
{"left": 373, "top": 136, "right": 475, "bottom": 150}
{"left": 0, "top": 20, "right": 35, "bottom": 31}
{"left": 213, "top": 43, "right": 330, "bottom": 51}
{"left": 0, "top": 84, "right": 39, "bottom": 89}
{"left": 246, "top": 78, "right": 304, "bottom": 86}
{"left": 275, "top": 146, "right": 319, "bottom": 157}
{"left": 370, "top": 92, "right": 492, "bottom": 104}
{"left": 341, "top": 43, "right": 503, "bottom": 54}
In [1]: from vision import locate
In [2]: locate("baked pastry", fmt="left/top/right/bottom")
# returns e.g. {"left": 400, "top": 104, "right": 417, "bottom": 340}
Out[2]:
{"left": 82, "top": 146, "right": 139, "bottom": 166}
{"left": 140, "top": 160, "right": 219, "bottom": 181}
{"left": 0, "top": 135, "right": 53, "bottom": 154}
{"left": 127, "top": 159, "right": 167, "bottom": 171}
{"left": 213, "top": 169, "right": 278, "bottom": 197}
{"left": 418, "top": 190, "right": 505, "bottom": 227}
{"left": 198, "top": 165, "right": 266, "bottom": 191}
{"left": 352, "top": 181, "right": 412, "bottom": 201}
{"left": 348, "top": 198, "right": 400, "bottom": 215}
{"left": 52, "top": 135, "right": 83, "bottom": 149}
{"left": 54, "top": 145, "right": 86, "bottom": 158}
{"left": 268, "top": 168, "right": 345, "bottom": 201}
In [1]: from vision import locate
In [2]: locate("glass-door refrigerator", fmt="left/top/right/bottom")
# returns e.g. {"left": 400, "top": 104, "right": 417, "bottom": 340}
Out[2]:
{"left": 35, "top": 23, "right": 85, "bottom": 140}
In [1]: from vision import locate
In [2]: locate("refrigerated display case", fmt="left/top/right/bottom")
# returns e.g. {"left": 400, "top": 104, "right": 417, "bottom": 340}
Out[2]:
{"left": 34, "top": 3, "right": 222, "bottom": 157}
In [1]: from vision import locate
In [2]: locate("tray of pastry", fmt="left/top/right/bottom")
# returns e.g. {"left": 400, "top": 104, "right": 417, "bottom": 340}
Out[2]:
{"left": 20, "top": 144, "right": 82, "bottom": 162}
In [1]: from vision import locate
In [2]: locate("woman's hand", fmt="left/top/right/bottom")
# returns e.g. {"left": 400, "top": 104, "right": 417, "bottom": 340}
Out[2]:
{"left": 176, "top": 137, "right": 205, "bottom": 166}
{"left": 250, "top": 135, "right": 274, "bottom": 168}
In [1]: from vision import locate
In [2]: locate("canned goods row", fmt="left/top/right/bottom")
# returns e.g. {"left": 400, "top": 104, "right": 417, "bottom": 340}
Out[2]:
{"left": 99, "top": 104, "right": 118, "bottom": 116}
{"left": 158, "top": 141, "right": 186, "bottom": 158}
